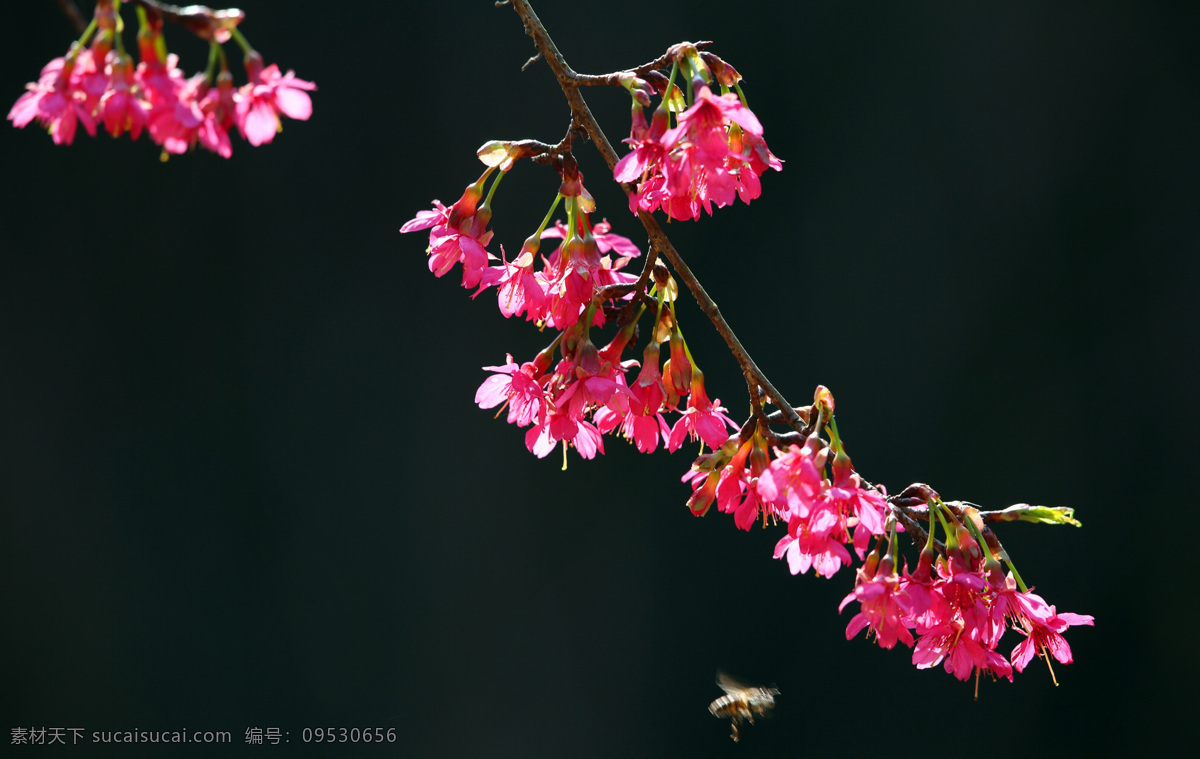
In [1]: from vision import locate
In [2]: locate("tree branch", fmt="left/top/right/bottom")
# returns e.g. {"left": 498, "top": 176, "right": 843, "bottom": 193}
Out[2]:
{"left": 129, "top": 0, "right": 244, "bottom": 41}
{"left": 506, "top": 0, "right": 806, "bottom": 436}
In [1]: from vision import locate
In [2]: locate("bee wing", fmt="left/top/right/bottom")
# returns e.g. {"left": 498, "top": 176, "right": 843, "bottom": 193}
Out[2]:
{"left": 716, "top": 669, "right": 751, "bottom": 695}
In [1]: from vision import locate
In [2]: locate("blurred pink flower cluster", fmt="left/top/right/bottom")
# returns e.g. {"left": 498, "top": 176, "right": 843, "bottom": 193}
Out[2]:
{"left": 7, "top": 2, "right": 313, "bottom": 157}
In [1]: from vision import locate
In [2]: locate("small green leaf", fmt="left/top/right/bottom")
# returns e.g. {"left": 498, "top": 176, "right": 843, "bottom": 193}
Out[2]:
{"left": 992, "top": 504, "right": 1082, "bottom": 527}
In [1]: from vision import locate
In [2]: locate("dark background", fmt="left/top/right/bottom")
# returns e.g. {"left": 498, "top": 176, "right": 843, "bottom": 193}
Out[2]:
{"left": 2, "top": 0, "right": 1195, "bottom": 756}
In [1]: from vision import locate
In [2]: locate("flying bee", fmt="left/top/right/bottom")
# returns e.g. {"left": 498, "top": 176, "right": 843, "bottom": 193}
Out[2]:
{"left": 708, "top": 670, "right": 780, "bottom": 742}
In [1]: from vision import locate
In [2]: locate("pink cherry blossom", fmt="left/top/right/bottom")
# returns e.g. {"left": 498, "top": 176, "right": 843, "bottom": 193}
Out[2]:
{"left": 657, "top": 134, "right": 736, "bottom": 218}
{"left": 504, "top": 332, "right": 636, "bottom": 463}
{"left": 714, "top": 440, "right": 755, "bottom": 530}
{"left": 195, "top": 71, "right": 238, "bottom": 158}
{"left": 728, "top": 128, "right": 782, "bottom": 203}
{"left": 614, "top": 84, "right": 779, "bottom": 221}
{"left": 824, "top": 473, "right": 889, "bottom": 560}
{"left": 525, "top": 402, "right": 608, "bottom": 461}
{"left": 402, "top": 181, "right": 496, "bottom": 290}
{"left": 235, "top": 53, "right": 316, "bottom": 147}
{"left": 429, "top": 216, "right": 492, "bottom": 289}
{"left": 135, "top": 52, "right": 187, "bottom": 110}
{"left": 543, "top": 218, "right": 641, "bottom": 260}
{"left": 8, "top": 52, "right": 97, "bottom": 146}
{"left": 552, "top": 362, "right": 622, "bottom": 428}
{"left": 774, "top": 528, "right": 852, "bottom": 579}
{"left": 613, "top": 105, "right": 670, "bottom": 186}
{"left": 683, "top": 466, "right": 721, "bottom": 517}
{"left": 913, "top": 619, "right": 1013, "bottom": 683}
{"left": 676, "top": 85, "right": 764, "bottom": 141}
{"left": 568, "top": 419, "right": 606, "bottom": 460}
{"left": 606, "top": 405, "right": 672, "bottom": 455}
{"left": 99, "top": 52, "right": 148, "bottom": 140}
{"left": 757, "top": 432, "right": 895, "bottom": 580}
{"left": 621, "top": 343, "right": 673, "bottom": 453}
{"left": 71, "top": 45, "right": 111, "bottom": 116}
{"left": 776, "top": 492, "right": 851, "bottom": 578}
{"left": 928, "top": 553, "right": 991, "bottom": 640}
{"left": 594, "top": 343, "right": 672, "bottom": 455}
{"left": 650, "top": 86, "right": 761, "bottom": 220}
{"left": 1009, "top": 594, "right": 1094, "bottom": 673}
{"left": 840, "top": 561, "right": 916, "bottom": 650}
{"left": 523, "top": 419, "right": 558, "bottom": 459}
{"left": 530, "top": 216, "right": 639, "bottom": 331}
{"left": 481, "top": 242, "right": 548, "bottom": 322}
{"left": 667, "top": 376, "right": 736, "bottom": 452}
{"left": 905, "top": 551, "right": 1016, "bottom": 683}
{"left": 147, "top": 73, "right": 206, "bottom": 155}
{"left": 911, "top": 597, "right": 1012, "bottom": 683}
{"left": 476, "top": 354, "right": 548, "bottom": 428}
{"left": 756, "top": 437, "right": 827, "bottom": 523}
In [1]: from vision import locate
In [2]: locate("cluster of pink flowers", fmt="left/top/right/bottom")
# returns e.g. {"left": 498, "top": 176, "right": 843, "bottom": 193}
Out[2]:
{"left": 398, "top": 50, "right": 783, "bottom": 469}
{"left": 472, "top": 323, "right": 737, "bottom": 463}
{"left": 758, "top": 435, "right": 889, "bottom": 575}
{"left": 7, "top": 3, "right": 314, "bottom": 156}
{"left": 679, "top": 396, "right": 889, "bottom": 566}
{"left": 613, "top": 50, "right": 782, "bottom": 221}
{"left": 402, "top": 171, "right": 641, "bottom": 329}
{"left": 404, "top": 40, "right": 1089, "bottom": 690}
{"left": 681, "top": 393, "right": 1096, "bottom": 686}
{"left": 403, "top": 164, "right": 739, "bottom": 462}
{"left": 838, "top": 504, "right": 1094, "bottom": 685}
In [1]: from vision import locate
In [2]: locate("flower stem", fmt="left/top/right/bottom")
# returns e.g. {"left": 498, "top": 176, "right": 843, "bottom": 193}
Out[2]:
{"left": 535, "top": 194, "right": 563, "bottom": 239}
{"left": 1005, "top": 558, "right": 1030, "bottom": 593}
{"left": 206, "top": 40, "right": 220, "bottom": 81}
{"left": 483, "top": 168, "right": 506, "bottom": 208}
{"left": 230, "top": 26, "right": 252, "bottom": 55}
{"left": 73, "top": 19, "right": 99, "bottom": 51}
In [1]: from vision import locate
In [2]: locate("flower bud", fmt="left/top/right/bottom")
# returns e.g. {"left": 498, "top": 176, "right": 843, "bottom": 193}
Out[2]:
{"left": 559, "top": 158, "right": 584, "bottom": 198}
{"left": 691, "top": 437, "right": 738, "bottom": 473}
{"left": 642, "top": 70, "right": 669, "bottom": 94}
{"left": 748, "top": 433, "right": 770, "bottom": 477}
{"left": 954, "top": 524, "right": 982, "bottom": 567}
{"left": 477, "top": 140, "right": 520, "bottom": 170}
{"left": 813, "top": 385, "right": 835, "bottom": 422}
{"left": 699, "top": 52, "right": 742, "bottom": 87}
{"left": 895, "top": 483, "right": 940, "bottom": 505}
{"left": 617, "top": 71, "right": 654, "bottom": 107}
{"left": 664, "top": 329, "right": 692, "bottom": 398}
{"left": 446, "top": 182, "right": 484, "bottom": 230}
{"left": 513, "top": 234, "right": 540, "bottom": 268}
{"left": 574, "top": 339, "right": 601, "bottom": 379}
{"left": 801, "top": 431, "right": 829, "bottom": 471}
{"left": 687, "top": 471, "right": 720, "bottom": 516}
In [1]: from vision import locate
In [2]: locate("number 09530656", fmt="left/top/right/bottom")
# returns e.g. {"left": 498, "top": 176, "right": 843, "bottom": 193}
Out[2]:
{"left": 301, "top": 727, "right": 397, "bottom": 743}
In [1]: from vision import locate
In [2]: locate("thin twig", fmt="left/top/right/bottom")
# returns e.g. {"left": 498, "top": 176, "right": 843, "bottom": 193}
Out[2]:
{"left": 53, "top": 0, "right": 87, "bottom": 35}
{"left": 570, "top": 41, "right": 715, "bottom": 86}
